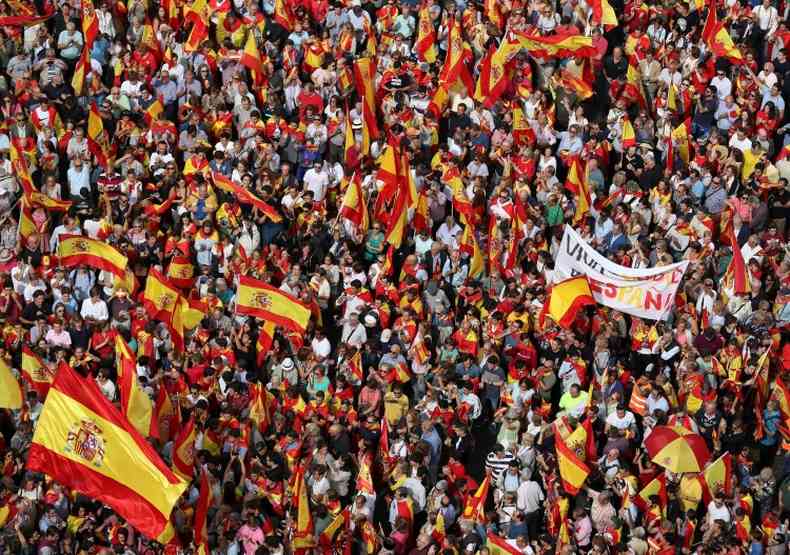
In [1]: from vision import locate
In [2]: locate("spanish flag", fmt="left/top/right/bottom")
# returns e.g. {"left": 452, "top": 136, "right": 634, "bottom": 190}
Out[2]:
{"left": 462, "top": 475, "right": 490, "bottom": 523}
{"left": 142, "top": 269, "right": 181, "bottom": 322}
{"left": 540, "top": 275, "right": 595, "bottom": 329}
{"left": 438, "top": 17, "right": 474, "bottom": 92}
{"left": 256, "top": 321, "right": 275, "bottom": 367}
{"left": 26, "top": 363, "right": 187, "bottom": 542}
{"left": 513, "top": 30, "right": 597, "bottom": 59}
{"left": 72, "top": 45, "right": 90, "bottom": 96}
{"left": 115, "top": 337, "right": 156, "bottom": 439}
{"left": 183, "top": 0, "right": 209, "bottom": 51}
{"left": 154, "top": 384, "right": 178, "bottom": 443}
{"left": 621, "top": 116, "right": 636, "bottom": 149}
{"left": 353, "top": 57, "right": 380, "bottom": 139}
{"left": 273, "top": 0, "right": 294, "bottom": 31}
{"left": 236, "top": 276, "right": 311, "bottom": 334}
{"left": 339, "top": 172, "right": 369, "bottom": 233}
{"left": 672, "top": 118, "right": 691, "bottom": 165}
{"left": 589, "top": 0, "right": 618, "bottom": 29}
{"left": 356, "top": 453, "right": 374, "bottom": 494}
{"left": 555, "top": 432, "right": 591, "bottom": 494}
{"left": 211, "top": 172, "right": 281, "bottom": 222}
{"left": 166, "top": 255, "right": 194, "bottom": 290}
{"left": 240, "top": 32, "right": 264, "bottom": 85}
{"left": 564, "top": 158, "right": 591, "bottom": 224}
{"left": 292, "top": 466, "right": 315, "bottom": 549}
{"left": 772, "top": 375, "right": 790, "bottom": 420}
{"left": 486, "top": 532, "right": 522, "bottom": 555}
{"left": 459, "top": 224, "right": 484, "bottom": 278}
{"left": 701, "top": 452, "right": 733, "bottom": 503}
{"left": 171, "top": 417, "right": 196, "bottom": 480}
{"left": 58, "top": 235, "right": 127, "bottom": 278}
{"left": 319, "top": 507, "right": 349, "bottom": 547}
{"left": 415, "top": 6, "right": 436, "bottom": 63}
{"left": 21, "top": 346, "right": 53, "bottom": 398}
{"left": 87, "top": 102, "right": 110, "bottom": 168}
{"left": 557, "top": 68, "right": 594, "bottom": 101}
{"left": 143, "top": 99, "right": 164, "bottom": 125}
{"left": 633, "top": 474, "right": 668, "bottom": 512}
{"left": 248, "top": 383, "right": 271, "bottom": 433}
{"left": 194, "top": 469, "right": 212, "bottom": 554}
{"left": 81, "top": 0, "right": 99, "bottom": 46}
{"left": 18, "top": 200, "right": 37, "bottom": 243}
{"left": 0, "top": 357, "right": 22, "bottom": 409}
{"left": 344, "top": 110, "right": 359, "bottom": 169}
{"left": 25, "top": 189, "right": 72, "bottom": 212}
{"left": 702, "top": 2, "right": 743, "bottom": 63}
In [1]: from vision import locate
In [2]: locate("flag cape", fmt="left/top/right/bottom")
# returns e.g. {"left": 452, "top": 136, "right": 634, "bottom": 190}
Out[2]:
{"left": 540, "top": 275, "right": 595, "bottom": 329}
{"left": 26, "top": 363, "right": 187, "bottom": 542}
{"left": 57, "top": 235, "right": 127, "bottom": 278}
{"left": 236, "top": 276, "right": 311, "bottom": 333}
{"left": 115, "top": 337, "right": 156, "bottom": 439}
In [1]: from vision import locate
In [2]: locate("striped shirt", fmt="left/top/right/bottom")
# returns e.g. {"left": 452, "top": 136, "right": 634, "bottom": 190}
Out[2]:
{"left": 485, "top": 451, "right": 516, "bottom": 481}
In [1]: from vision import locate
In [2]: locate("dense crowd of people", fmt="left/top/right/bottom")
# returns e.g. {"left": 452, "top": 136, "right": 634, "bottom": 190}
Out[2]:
{"left": 3, "top": 0, "right": 790, "bottom": 553}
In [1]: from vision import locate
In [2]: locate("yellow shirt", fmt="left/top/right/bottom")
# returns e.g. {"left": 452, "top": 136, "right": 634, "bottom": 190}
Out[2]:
{"left": 679, "top": 474, "right": 702, "bottom": 513}
{"left": 384, "top": 392, "right": 409, "bottom": 425}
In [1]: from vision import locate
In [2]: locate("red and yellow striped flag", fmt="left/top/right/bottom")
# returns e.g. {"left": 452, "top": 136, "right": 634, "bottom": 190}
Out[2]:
{"left": 194, "top": 469, "right": 213, "bottom": 554}
{"left": 256, "top": 321, "right": 275, "bottom": 367}
{"left": 143, "top": 99, "right": 164, "bottom": 125}
{"left": 486, "top": 531, "right": 522, "bottom": 555}
{"left": 0, "top": 357, "right": 22, "bottom": 409}
{"left": 439, "top": 16, "right": 474, "bottom": 92}
{"left": 72, "top": 45, "right": 90, "bottom": 96}
{"left": 81, "top": 0, "right": 99, "bottom": 46}
{"left": 339, "top": 172, "right": 369, "bottom": 233}
{"left": 415, "top": 6, "right": 437, "bottom": 63}
{"left": 353, "top": 57, "right": 380, "bottom": 139}
{"left": 702, "top": 3, "right": 743, "bottom": 63}
{"left": 555, "top": 431, "right": 591, "bottom": 494}
{"left": 25, "top": 189, "right": 72, "bottom": 212}
{"left": 21, "top": 346, "right": 53, "bottom": 399}
{"left": 211, "top": 172, "right": 281, "bottom": 222}
{"left": 701, "top": 452, "right": 733, "bottom": 503}
{"left": 622, "top": 117, "right": 636, "bottom": 148}
{"left": 589, "top": 0, "right": 618, "bottom": 29}
{"left": 57, "top": 235, "right": 127, "bottom": 277}
{"left": 166, "top": 255, "right": 194, "bottom": 290}
{"left": 171, "top": 417, "right": 196, "bottom": 480}
{"left": 513, "top": 30, "right": 597, "bottom": 58}
{"left": 539, "top": 276, "right": 595, "bottom": 329}
{"left": 236, "top": 276, "right": 311, "bottom": 334}
{"left": 240, "top": 32, "right": 264, "bottom": 85}
{"left": 26, "top": 363, "right": 187, "bottom": 542}
{"left": 292, "top": 466, "right": 316, "bottom": 549}
{"left": 462, "top": 475, "right": 490, "bottom": 523}
{"left": 115, "top": 337, "right": 156, "bottom": 439}
{"left": 248, "top": 383, "right": 272, "bottom": 433}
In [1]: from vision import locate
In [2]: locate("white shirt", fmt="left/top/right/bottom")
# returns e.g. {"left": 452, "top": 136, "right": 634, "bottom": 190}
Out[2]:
{"left": 80, "top": 297, "right": 109, "bottom": 321}
{"left": 710, "top": 76, "right": 732, "bottom": 100}
{"left": 516, "top": 480, "right": 545, "bottom": 513}
{"left": 606, "top": 411, "right": 636, "bottom": 430}
{"left": 303, "top": 168, "right": 329, "bottom": 202}
{"left": 311, "top": 336, "right": 331, "bottom": 359}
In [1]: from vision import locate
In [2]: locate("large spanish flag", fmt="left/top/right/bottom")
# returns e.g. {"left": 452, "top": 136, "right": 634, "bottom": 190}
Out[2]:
{"left": 438, "top": 16, "right": 474, "bottom": 92}
{"left": 415, "top": 6, "right": 437, "bottom": 63}
{"left": 25, "top": 189, "right": 72, "bottom": 212}
{"left": 58, "top": 235, "right": 127, "bottom": 278}
{"left": 115, "top": 337, "right": 156, "bottom": 439}
{"left": 194, "top": 469, "right": 212, "bottom": 555}
{"left": 21, "top": 346, "right": 53, "bottom": 399}
{"left": 292, "top": 467, "right": 316, "bottom": 549}
{"left": 513, "top": 30, "right": 596, "bottom": 59}
{"left": 0, "top": 357, "right": 22, "bottom": 409}
{"left": 555, "top": 432, "right": 591, "bottom": 494}
{"left": 236, "top": 276, "right": 311, "bottom": 334}
{"left": 540, "top": 275, "right": 595, "bottom": 329}
{"left": 26, "top": 363, "right": 188, "bottom": 542}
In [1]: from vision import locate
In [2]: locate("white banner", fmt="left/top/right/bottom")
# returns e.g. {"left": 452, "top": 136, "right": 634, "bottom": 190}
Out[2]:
{"left": 554, "top": 225, "right": 689, "bottom": 320}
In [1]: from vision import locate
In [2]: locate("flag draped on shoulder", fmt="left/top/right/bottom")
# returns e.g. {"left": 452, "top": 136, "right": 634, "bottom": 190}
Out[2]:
{"left": 26, "top": 363, "right": 188, "bottom": 542}
{"left": 236, "top": 276, "right": 311, "bottom": 334}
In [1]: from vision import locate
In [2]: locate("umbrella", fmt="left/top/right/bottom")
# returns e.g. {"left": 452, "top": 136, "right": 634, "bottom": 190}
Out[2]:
{"left": 644, "top": 426, "right": 710, "bottom": 474}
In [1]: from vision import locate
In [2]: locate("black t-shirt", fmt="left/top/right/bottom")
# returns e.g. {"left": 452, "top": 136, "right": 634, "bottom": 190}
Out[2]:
{"left": 603, "top": 56, "right": 628, "bottom": 81}
{"left": 21, "top": 301, "right": 49, "bottom": 324}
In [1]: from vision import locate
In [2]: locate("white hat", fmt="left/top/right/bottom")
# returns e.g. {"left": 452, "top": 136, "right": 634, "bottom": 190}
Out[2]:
{"left": 364, "top": 314, "right": 377, "bottom": 327}
{"left": 381, "top": 329, "right": 392, "bottom": 342}
{"left": 351, "top": 117, "right": 363, "bottom": 130}
{"left": 282, "top": 358, "right": 294, "bottom": 370}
